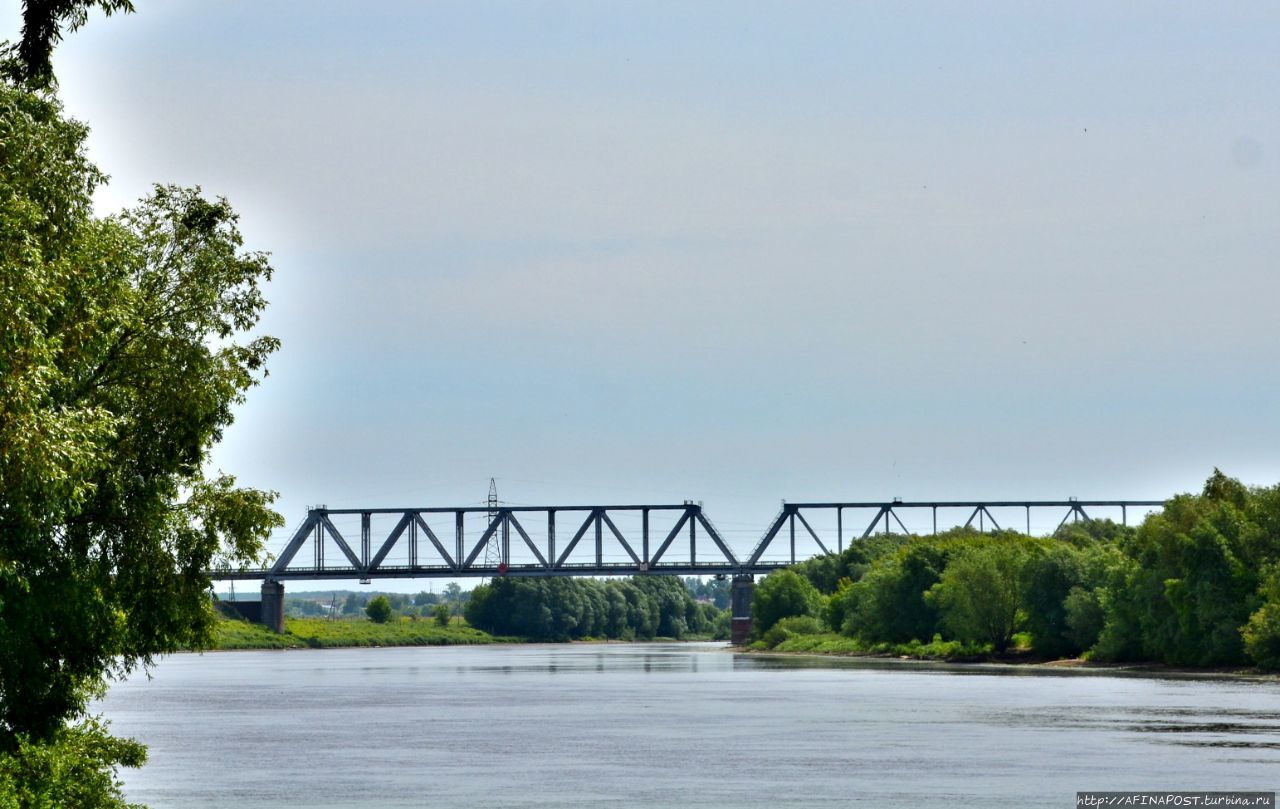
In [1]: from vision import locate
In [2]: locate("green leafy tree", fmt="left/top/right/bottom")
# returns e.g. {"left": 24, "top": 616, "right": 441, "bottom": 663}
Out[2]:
{"left": 6, "top": 1, "right": 135, "bottom": 88}
{"left": 1243, "top": 564, "right": 1280, "bottom": 670}
{"left": 431, "top": 603, "right": 451, "bottom": 627}
{"left": 0, "top": 77, "right": 279, "bottom": 803}
{"left": 751, "top": 569, "right": 822, "bottom": 637}
{"left": 928, "top": 542, "right": 1032, "bottom": 653}
{"left": 1093, "top": 473, "right": 1270, "bottom": 666}
{"left": 341, "top": 592, "right": 362, "bottom": 615}
{"left": 365, "top": 596, "right": 393, "bottom": 624}
{"left": 1019, "top": 543, "right": 1089, "bottom": 658}
{"left": 840, "top": 540, "right": 949, "bottom": 643}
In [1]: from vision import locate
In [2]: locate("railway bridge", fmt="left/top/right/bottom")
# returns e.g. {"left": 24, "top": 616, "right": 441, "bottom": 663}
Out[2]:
{"left": 215, "top": 498, "right": 1163, "bottom": 642}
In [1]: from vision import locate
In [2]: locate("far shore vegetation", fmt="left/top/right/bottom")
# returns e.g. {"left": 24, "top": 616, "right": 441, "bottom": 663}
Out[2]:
{"left": 744, "top": 471, "right": 1280, "bottom": 673}
{"left": 209, "top": 574, "right": 732, "bottom": 650}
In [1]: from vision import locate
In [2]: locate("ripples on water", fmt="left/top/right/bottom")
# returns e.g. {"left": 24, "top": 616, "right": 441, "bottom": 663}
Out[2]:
{"left": 97, "top": 644, "right": 1280, "bottom": 808}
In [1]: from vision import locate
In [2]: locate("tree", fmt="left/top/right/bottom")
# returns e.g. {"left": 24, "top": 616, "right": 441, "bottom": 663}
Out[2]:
{"left": 839, "top": 541, "right": 948, "bottom": 643}
{"left": 431, "top": 603, "right": 451, "bottom": 627}
{"left": 365, "top": 596, "right": 393, "bottom": 624}
{"left": 751, "top": 570, "right": 822, "bottom": 637}
{"left": 7, "top": 1, "right": 134, "bottom": 88}
{"left": 0, "top": 79, "right": 280, "bottom": 802}
{"left": 1019, "top": 543, "right": 1089, "bottom": 658}
{"left": 927, "top": 542, "right": 1030, "bottom": 653}
{"left": 341, "top": 593, "right": 363, "bottom": 615}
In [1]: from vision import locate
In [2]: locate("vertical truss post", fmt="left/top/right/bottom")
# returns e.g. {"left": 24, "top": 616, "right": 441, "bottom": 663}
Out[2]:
{"left": 789, "top": 511, "right": 796, "bottom": 564}
{"left": 595, "top": 511, "right": 603, "bottom": 568}
{"left": 548, "top": 510, "right": 556, "bottom": 564}
{"left": 932, "top": 506, "right": 938, "bottom": 535}
{"left": 837, "top": 507, "right": 843, "bottom": 554}
{"left": 502, "top": 512, "right": 510, "bottom": 565}
{"left": 455, "top": 511, "right": 464, "bottom": 569}
{"left": 314, "top": 519, "right": 323, "bottom": 569}
{"left": 1026, "top": 505, "right": 1031, "bottom": 535}
{"left": 690, "top": 508, "right": 697, "bottom": 566}
{"left": 1122, "top": 504, "right": 1127, "bottom": 526}
{"left": 408, "top": 515, "right": 418, "bottom": 568}
{"left": 642, "top": 509, "right": 650, "bottom": 564}
{"left": 361, "top": 512, "right": 370, "bottom": 569}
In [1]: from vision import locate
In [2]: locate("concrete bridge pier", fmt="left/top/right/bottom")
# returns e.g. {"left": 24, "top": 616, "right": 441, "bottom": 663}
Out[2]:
{"left": 260, "top": 580, "right": 285, "bottom": 633}
{"left": 730, "top": 575, "right": 754, "bottom": 644}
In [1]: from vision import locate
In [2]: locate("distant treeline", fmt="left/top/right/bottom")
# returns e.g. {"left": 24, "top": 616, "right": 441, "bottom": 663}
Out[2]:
{"left": 465, "top": 576, "right": 729, "bottom": 641}
{"left": 754, "top": 470, "right": 1280, "bottom": 670}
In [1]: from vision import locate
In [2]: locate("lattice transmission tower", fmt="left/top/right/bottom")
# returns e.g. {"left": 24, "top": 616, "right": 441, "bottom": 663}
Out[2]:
{"left": 482, "top": 477, "right": 502, "bottom": 574}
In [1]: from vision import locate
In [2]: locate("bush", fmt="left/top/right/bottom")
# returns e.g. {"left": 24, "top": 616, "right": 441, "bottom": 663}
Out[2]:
{"left": 928, "top": 541, "right": 1032, "bottom": 653}
{"left": 1243, "top": 565, "right": 1280, "bottom": 670}
{"left": 760, "top": 615, "right": 824, "bottom": 649}
{"left": 752, "top": 570, "right": 823, "bottom": 638}
{"left": 841, "top": 541, "right": 948, "bottom": 643}
{"left": 366, "top": 595, "right": 393, "bottom": 624}
{"left": 432, "top": 603, "right": 451, "bottom": 627}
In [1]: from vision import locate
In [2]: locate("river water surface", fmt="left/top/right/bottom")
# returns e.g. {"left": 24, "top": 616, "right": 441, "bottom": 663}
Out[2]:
{"left": 97, "top": 643, "right": 1280, "bottom": 807}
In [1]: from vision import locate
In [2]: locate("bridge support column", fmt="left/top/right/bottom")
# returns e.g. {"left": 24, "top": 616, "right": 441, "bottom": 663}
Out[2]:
{"left": 259, "top": 580, "right": 285, "bottom": 633}
{"left": 730, "top": 575, "right": 754, "bottom": 645}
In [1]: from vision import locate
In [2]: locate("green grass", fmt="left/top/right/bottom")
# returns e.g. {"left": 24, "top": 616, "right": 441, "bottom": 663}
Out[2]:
{"left": 209, "top": 613, "right": 513, "bottom": 650}
{"left": 753, "top": 631, "right": 990, "bottom": 661}
{"left": 284, "top": 616, "right": 508, "bottom": 648}
{"left": 211, "top": 615, "right": 306, "bottom": 649}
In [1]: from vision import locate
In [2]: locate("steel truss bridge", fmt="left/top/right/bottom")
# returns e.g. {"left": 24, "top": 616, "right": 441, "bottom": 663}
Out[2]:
{"left": 214, "top": 498, "right": 1164, "bottom": 582}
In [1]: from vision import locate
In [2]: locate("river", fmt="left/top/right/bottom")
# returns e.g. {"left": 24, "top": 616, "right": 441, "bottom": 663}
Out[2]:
{"left": 96, "top": 643, "right": 1279, "bottom": 808}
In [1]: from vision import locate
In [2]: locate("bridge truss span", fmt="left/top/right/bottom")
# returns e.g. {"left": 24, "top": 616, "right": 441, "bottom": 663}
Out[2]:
{"left": 744, "top": 499, "right": 1166, "bottom": 566}
{"left": 214, "top": 498, "right": 1166, "bottom": 582}
{"left": 217, "top": 503, "right": 785, "bottom": 582}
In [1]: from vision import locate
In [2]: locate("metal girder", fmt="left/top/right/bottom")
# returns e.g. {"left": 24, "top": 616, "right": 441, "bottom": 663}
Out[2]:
{"left": 368, "top": 513, "right": 412, "bottom": 572}
{"left": 600, "top": 512, "right": 642, "bottom": 566}
{"left": 747, "top": 509, "right": 788, "bottom": 566}
{"left": 233, "top": 498, "right": 1167, "bottom": 582}
{"left": 647, "top": 510, "right": 693, "bottom": 566}
{"left": 695, "top": 512, "right": 739, "bottom": 566}
{"left": 553, "top": 511, "right": 597, "bottom": 569}
{"left": 268, "top": 513, "right": 319, "bottom": 574}
{"left": 506, "top": 512, "right": 549, "bottom": 569}
{"left": 463, "top": 514, "right": 503, "bottom": 568}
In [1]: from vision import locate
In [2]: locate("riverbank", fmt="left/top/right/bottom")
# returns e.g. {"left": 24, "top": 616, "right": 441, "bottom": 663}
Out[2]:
{"left": 209, "top": 613, "right": 719, "bottom": 650}
{"left": 211, "top": 613, "right": 509, "bottom": 650}
{"left": 742, "top": 631, "right": 1279, "bottom": 679}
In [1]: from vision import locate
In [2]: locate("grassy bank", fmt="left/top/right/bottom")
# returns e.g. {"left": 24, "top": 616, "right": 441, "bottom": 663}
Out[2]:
{"left": 209, "top": 613, "right": 511, "bottom": 650}
{"left": 751, "top": 631, "right": 990, "bottom": 661}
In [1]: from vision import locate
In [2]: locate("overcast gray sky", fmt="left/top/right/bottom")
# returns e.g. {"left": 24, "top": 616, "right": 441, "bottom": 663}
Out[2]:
{"left": 7, "top": 2, "right": 1278, "bottom": 579}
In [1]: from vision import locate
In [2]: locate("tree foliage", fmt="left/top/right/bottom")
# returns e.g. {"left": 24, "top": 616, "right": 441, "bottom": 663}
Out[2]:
{"left": 834, "top": 540, "right": 950, "bottom": 643}
{"left": 431, "top": 603, "right": 451, "bottom": 627}
{"left": 784, "top": 471, "right": 1280, "bottom": 670}
{"left": 365, "top": 596, "right": 393, "bottom": 624}
{"left": 5, "top": 1, "right": 134, "bottom": 88}
{"left": 751, "top": 569, "right": 822, "bottom": 637}
{"left": 0, "top": 74, "right": 280, "bottom": 801}
{"left": 927, "top": 540, "right": 1034, "bottom": 653}
{"left": 464, "top": 576, "right": 720, "bottom": 641}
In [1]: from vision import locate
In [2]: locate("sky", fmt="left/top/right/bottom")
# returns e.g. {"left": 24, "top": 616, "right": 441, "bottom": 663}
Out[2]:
{"left": 5, "top": 2, "right": 1278, "bottom": 587}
